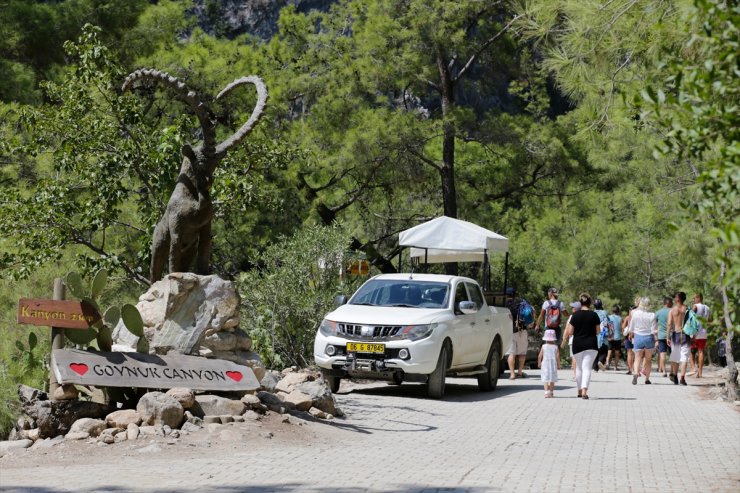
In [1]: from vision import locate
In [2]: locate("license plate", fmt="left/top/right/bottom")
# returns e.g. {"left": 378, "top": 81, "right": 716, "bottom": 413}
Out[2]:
{"left": 346, "top": 342, "right": 385, "bottom": 354}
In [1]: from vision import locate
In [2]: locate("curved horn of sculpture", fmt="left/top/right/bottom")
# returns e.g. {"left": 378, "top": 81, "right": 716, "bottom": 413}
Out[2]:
{"left": 122, "top": 68, "right": 216, "bottom": 151}
{"left": 215, "top": 76, "right": 268, "bottom": 155}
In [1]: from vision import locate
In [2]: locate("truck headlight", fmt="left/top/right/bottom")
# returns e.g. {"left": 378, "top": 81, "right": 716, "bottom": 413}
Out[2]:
{"left": 400, "top": 323, "right": 436, "bottom": 341}
{"left": 319, "top": 319, "right": 337, "bottom": 336}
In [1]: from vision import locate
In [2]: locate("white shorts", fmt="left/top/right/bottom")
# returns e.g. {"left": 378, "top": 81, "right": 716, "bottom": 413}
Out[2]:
{"left": 670, "top": 344, "right": 690, "bottom": 363}
{"left": 507, "top": 330, "right": 528, "bottom": 356}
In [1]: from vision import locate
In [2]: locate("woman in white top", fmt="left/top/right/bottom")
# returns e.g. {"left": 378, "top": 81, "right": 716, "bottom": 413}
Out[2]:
{"left": 628, "top": 297, "right": 658, "bottom": 384}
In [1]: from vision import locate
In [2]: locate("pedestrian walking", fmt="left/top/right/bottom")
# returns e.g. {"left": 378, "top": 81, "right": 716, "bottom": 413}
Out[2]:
{"left": 567, "top": 301, "right": 580, "bottom": 377}
{"left": 561, "top": 293, "right": 601, "bottom": 399}
{"left": 536, "top": 287, "right": 569, "bottom": 343}
{"left": 667, "top": 291, "right": 691, "bottom": 385}
{"left": 605, "top": 306, "right": 623, "bottom": 371}
{"left": 593, "top": 298, "right": 609, "bottom": 371}
{"left": 505, "top": 287, "right": 532, "bottom": 379}
{"left": 655, "top": 296, "right": 673, "bottom": 377}
{"left": 692, "top": 293, "right": 711, "bottom": 378}
{"left": 628, "top": 297, "right": 658, "bottom": 385}
{"left": 622, "top": 304, "right": 637, "bottom": 375}
{"left": 539, "top": 329, "right": 560, "bottom": 398}
{"left": 717, "top": 331, "right": 728, "bottom": 367}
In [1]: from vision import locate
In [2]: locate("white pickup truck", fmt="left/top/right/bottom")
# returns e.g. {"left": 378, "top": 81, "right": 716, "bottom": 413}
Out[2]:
{"left": 313, "top": 273, "right": 512, "bottom": 398}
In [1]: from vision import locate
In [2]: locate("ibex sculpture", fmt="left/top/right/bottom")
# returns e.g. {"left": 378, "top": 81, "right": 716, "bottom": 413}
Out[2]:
{"left": 122, "top": 69, "right": 268, "bottom": 282}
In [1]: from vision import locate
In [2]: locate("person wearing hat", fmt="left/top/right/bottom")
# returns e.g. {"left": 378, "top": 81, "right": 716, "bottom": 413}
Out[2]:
{"left": 538, "top": 329, "right": 560, "bottom": 398}
{"left": 536, "top": 287, "right": 569, "bottom": 344}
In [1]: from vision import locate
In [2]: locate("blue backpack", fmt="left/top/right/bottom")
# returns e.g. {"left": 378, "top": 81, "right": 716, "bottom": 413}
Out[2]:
{"left": 517, "top": 299, "right": 535, "bottom": 327}
{"left": 683, "top": 308, "right": 700, "bottom": 337}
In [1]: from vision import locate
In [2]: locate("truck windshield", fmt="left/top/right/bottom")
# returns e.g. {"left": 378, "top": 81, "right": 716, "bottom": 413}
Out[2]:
{"left": 350, "top": 280, "right": 450, "bottom": 308}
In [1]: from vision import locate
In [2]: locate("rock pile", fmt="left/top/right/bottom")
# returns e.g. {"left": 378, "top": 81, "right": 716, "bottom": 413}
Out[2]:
{"left": 1, "top": 369, "right": 343, "bottom": 456}
{"left": 112, "top": 273, "right": 265, "bottom": 381}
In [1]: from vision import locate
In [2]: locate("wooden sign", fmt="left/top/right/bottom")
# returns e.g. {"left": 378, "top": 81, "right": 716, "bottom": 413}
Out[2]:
{"left": 52, "top": 349, "right": 259, "bottom": 391}
{"left": 18, "top": 299, "right": 101, "bottom": 329}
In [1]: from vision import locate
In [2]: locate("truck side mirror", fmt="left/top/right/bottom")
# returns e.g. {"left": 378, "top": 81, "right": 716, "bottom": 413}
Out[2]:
{"left": 458, "top": 301, "right": 478, "bottom": 315}
{"left": 333, "top": 295, "right": 349, "bottom": 307}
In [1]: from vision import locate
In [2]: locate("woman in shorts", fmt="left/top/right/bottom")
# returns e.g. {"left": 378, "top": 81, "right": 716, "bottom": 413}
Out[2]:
{"left": 622, "top": 305, "right": 636, "bottom": 375}
{"left": 628, "top": 297, "right": 658, "bottom": 384}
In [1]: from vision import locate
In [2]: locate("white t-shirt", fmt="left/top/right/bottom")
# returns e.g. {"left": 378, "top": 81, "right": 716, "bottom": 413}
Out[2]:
{"left": 628, "top": 309, "right": 658, "bottom": 337}
{"left": 694, "top": 303, "right": 710, "bottom": 339}
{"left": 542, "top": 300, "right": 566, "bottom": 311}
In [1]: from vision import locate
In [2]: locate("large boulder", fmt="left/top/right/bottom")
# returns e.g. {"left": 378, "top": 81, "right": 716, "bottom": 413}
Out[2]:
{"left": 110, "top": 274, "right": 261, "bottom": 379}
{"left": 191, "top": 395, "right": 246, "bottom": 418}
{"left": 18, "top": 385, "right": 111, "bottom": 439}
{"left": 165, "top": 388, "right": 195, "bottom": 409}
{"left": 69, "top": 418, "right": 106, "bottom": 437}
{"left": 105, "top": 409, "right": 142, "bottom": 429}
{"left": 136, "top": 392, "right": 184, "bottom": 428}
{"left": 296, "top": 380, "right": 338, "bottom": 416}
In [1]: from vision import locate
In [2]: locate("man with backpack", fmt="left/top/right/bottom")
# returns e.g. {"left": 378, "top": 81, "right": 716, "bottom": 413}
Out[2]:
{"left": 667, "top": 291, "right": 691, "bottom": 385}
{"left": 592, "top": 298, "right": 610, "bottom": 371}
{"left": 605, "top": 306, "right": 622, "bottom": 371}
{"left": 505, "top": 287, "right": 534, "bottom": 379}
{"left": 536, "top": 288, "right": 569, "bottom": 344}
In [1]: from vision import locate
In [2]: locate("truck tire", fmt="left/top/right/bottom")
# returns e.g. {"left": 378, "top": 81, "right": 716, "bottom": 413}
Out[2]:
{"left": 321, "top": 370, "right": 341, "bottom": 393}
{"left": 478, "top": 345, "right": 500, "bottom": 391}
{"left": 427, "top": 345, "right": 448, "bottom": 399}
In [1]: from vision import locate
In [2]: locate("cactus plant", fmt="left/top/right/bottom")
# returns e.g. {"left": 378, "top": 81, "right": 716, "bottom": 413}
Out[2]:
{"left": 65, "top": 271, "right": 86, "bottom": 299}
{"left": 120, "top": 303, "right": 144, "bottom": 338}
{"left": 63, "top": 269, "right": 145, "bottom": 353}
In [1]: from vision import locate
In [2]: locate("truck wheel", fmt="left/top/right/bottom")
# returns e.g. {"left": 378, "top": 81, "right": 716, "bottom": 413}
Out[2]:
{"left": 478, "top": 345, "right": 500, "bottom": 391}
{"left": 427, "top": 345, "right": 448, "bottom": 399}
{"left": 389, "top": 372, "right": 404, "bottom": 385}
{"left": 321, "top": 370, "right": 341, "bottom": 393}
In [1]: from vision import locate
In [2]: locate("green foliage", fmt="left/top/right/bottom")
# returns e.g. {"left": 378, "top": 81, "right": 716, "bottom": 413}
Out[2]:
{"left": 643, "top": 0, "right": 739, "bottom": 332}
{"left": 0, "top": 329, "right": 47, "bottom": 439}
{"left": 238, "top": 224, "right": 362, "bottom": 367}
{"left": 0, "top": 0, "right": 150, "bottom": 104}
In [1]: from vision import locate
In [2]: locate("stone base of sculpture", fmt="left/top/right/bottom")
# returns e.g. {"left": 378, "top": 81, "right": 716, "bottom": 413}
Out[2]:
{"left": 112, "top": 273, "right": 265, "bottom": 381}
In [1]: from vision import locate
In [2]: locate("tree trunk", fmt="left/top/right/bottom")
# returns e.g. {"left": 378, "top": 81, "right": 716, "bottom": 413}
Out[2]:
{"left": 719, "top": 261, "right": 737, "bottom": 401}
{"left": 437, "top": 50, "right": 458, "bottom": 276}
{"left": 437, "top": 50, "right": 457, "bottom": 220}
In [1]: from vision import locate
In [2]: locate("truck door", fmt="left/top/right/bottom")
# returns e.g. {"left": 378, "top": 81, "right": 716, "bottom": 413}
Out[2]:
{"left": 465, "top": 281, "right": 494, "bottom": 363}
{"left": 449, "top": 281, "right": 477, "bottom": 366}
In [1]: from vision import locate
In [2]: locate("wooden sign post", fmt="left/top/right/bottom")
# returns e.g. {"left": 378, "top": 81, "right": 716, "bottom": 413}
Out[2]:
{"left": 17, "top": 280, "right": 102, "bottom": 394}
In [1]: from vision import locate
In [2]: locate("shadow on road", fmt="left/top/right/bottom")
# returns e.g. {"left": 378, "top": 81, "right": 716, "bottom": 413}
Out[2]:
{"left": 341, "top": 378, "right": 558, "bottom": 402}
{"left": 0, "top": 485, "right": 497, "bottom": 493}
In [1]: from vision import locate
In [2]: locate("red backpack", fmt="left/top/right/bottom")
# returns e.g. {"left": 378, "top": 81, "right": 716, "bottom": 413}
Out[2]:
{"left": 545, "top": 301, "right": 562, "bottom": 329}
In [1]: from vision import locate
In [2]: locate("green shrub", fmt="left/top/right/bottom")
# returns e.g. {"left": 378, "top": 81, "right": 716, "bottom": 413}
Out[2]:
{"left": 238, "top": 223, "right": 364, "bottom": 368}
{"left": 0, "top": 331, "right": 48, "bottom": 439}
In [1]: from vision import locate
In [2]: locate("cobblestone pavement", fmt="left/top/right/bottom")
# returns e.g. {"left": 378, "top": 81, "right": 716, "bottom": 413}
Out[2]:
{"left": 1, "top": 367, "right": 738, "bottom": 493}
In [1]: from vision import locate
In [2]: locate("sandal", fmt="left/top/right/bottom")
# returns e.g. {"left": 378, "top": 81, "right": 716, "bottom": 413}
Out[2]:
{"left": 582, "top": 395, "right": 589, "bottom": 400}
{"left": 577, "top": 389, "right": 582, "bottom": 398}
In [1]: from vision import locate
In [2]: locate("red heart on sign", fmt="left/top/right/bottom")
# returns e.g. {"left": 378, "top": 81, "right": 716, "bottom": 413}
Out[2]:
{"left": 225, "top": 371, "right": 242, "bottom": 382}
{"left": 70, "top": 363, "right": 88, "bottom": 376}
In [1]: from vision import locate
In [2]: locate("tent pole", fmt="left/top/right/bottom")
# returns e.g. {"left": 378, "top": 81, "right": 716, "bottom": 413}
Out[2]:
{"left": 424, "top": 248, "right": 428, "bottom": 272}
{"left": 483, "top": 250, "right": 489, "bottom": 291}
{"left": 398, "top": 247, "right": 402, "bottom": 272}
{"left": 503, "top": 251, "right": 509, "bottom": 292}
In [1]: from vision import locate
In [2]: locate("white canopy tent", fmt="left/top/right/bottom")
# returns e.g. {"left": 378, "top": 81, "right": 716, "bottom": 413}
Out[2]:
{"left": 398, "top": 216, "right": 508, "bottom": 263}
{"left": 398, "top": 216, "right": 509, "bottom": 292}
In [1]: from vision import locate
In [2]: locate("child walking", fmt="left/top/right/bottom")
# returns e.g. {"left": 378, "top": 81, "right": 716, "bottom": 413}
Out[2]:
{"left": 539, "top": 329, "right": 560, "bottom": 397}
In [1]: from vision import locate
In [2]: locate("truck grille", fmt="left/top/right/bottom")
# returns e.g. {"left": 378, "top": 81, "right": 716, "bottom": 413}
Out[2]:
{"left": 337, "top": 323, "right": 402, "bottom": 339}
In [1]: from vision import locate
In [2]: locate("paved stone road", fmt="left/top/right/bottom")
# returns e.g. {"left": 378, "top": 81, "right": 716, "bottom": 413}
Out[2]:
{"left": 1, "top": 368, "right": 738, "bottom": 492}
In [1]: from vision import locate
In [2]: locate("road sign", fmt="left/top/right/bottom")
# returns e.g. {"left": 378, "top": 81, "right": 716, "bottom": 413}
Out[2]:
{"left": 18, "top": 299, "right": 101, "bottom": 329}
